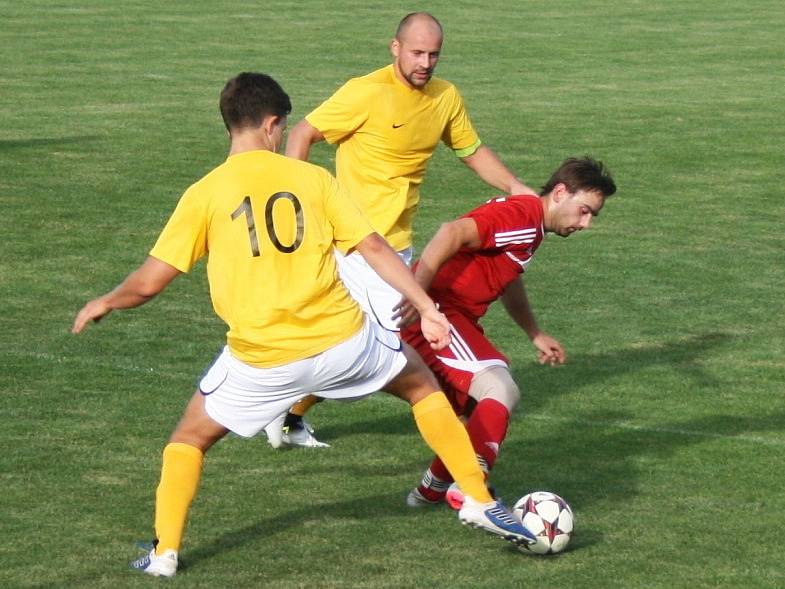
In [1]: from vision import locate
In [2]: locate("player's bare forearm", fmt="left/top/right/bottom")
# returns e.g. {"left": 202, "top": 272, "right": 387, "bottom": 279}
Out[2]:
{"left": 355, "top": 233, "right": 435, "bottom": 316}
{"left": 501, "top": 279, "right": 566, "bottom": 365}
{"left": 284, "top": 119, "right": 324, "bottom": 160}
{"left": 413, "top": 227, "right": 458, "bottom": 291}
{"left": 71, "top": 257, "right": 181, "bottom": 334}
{"left": 398, "top": 218, "right": 479, "bottom": 332}
{"left": 461, "top": 145, "right": 537, "bottom": 195}
{"left": 355, "top": 233, "right": 450, "bottom": 348}
{"left": 500, "top": 278, "right": 540, "bottom": 339}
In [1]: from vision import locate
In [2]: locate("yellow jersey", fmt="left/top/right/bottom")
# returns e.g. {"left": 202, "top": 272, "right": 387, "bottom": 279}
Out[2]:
{"left": 150, "top": 150, "right": 372, "bottom": 367}
{"left": 306, "top": 64, "right": 480, "bottom": 251}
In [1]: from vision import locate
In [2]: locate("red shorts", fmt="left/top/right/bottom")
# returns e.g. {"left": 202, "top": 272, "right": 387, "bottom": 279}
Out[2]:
{"left": 401, "top": 306, "right": 508, "bottom": 415}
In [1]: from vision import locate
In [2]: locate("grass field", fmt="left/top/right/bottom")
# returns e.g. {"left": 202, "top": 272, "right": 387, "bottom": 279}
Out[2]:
{"left": 2, "top": 1, "right": 784, "bottom": 588}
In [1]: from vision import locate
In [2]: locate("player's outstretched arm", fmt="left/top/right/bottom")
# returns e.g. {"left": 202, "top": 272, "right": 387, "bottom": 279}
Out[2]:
{"left": 460, "top": 145, "right": 537, "bottom": 195}
{"left": 391, "top": 217, "right": 479, "bottom": 327}
{"left": 393, "top": 217, "right": 482, "bottom": 327}
{"left": 416, "top": 217, "right": 482, "bottom": 290}
{"left": 284, "top": 119, "right": 325, "bottom": 161}
{"left": 500, "top": 278, "right": 566, "bottom": 365}
{"left": 71, "top": 256, "right": 181, "bottom": 334}
{"left": 353, "top": 233, "right": 450, "bottom": 350}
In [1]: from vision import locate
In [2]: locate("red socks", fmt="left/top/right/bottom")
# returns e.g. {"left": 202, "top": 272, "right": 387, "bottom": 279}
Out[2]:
{"left": 417, "top": 398, "right": 510, "bottom": 500}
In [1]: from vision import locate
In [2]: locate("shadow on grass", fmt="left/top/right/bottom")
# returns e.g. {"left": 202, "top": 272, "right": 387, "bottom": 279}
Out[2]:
{"left": 314, "top": 403, "right": 415, "bottom": 440}
{"left": 29, "top": 332, "right": 770, "bottom": 586}
{"left": 0, "top": 136, "right": 103, "bottom": 152}
{"left": 180, "top": 491, "right": 404, "bottom": 572}
{"left": 315, "top": 331, "right": 734, "bottom": 440}
{"left": 300, "top": 331, "right": 785, "bottom": 553}
{"left": 490, "top": 331, "right": 785, "bottom": 506}
{"left": 496, "top": 408, "right": 785, "bottom": 520}
{"left": 515, "top": 331, "right": 732, "bottom": 411}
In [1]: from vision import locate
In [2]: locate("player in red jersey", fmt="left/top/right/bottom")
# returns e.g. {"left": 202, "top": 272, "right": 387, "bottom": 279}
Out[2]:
{"left": 399, "top": 156, "right": 617, "bottom": 507}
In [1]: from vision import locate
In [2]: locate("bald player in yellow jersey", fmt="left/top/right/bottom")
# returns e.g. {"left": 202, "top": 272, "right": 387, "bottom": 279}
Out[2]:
{"left": 71, "top": 72, "right": 536, "bottom": 578}
{"left": 276, "top": 11, "right": 537, "bottom": 447}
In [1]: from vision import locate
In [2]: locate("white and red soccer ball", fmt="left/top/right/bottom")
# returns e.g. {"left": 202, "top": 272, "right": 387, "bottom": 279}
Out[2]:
{"left": 513, "top": 491, "right": 574, "bottom": 555}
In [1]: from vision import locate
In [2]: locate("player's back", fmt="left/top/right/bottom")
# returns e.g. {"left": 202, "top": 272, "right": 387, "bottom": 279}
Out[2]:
{"left": 185, "top": 150, "right": 370, "bottom": 367}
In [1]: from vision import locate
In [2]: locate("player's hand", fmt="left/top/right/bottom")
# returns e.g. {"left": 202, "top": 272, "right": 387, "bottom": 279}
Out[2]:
{"left": 531, "top": 332, "right": 566, "bottom": 366}
{"left": 71, "top": 298, "right": 112, "bottom": 334}
{"left": 420, "top": 307, "right": 451, "bottom": 351}
{"left": 392, "top": 297, "right": 419, "bottom": 328}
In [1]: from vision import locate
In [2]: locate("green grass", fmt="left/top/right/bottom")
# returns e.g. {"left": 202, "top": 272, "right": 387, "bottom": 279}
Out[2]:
{"left": 2, "top": 1, "right": 784, "bottom": 587}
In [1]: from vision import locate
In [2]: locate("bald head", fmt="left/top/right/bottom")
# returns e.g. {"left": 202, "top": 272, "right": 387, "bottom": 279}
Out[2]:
{"left": 395, "top": 12, "right": 443, "bottom": 42}
{"left": 391, "top": 12, "right": 443, "bottom": 88}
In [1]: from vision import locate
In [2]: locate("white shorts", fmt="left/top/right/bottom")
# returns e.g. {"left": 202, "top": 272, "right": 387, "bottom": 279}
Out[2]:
{"left": 335, "top": 247, "right": 413, "bottom": 331}
{"left": 198, "top": 318, "right": 407, "bottom": 437}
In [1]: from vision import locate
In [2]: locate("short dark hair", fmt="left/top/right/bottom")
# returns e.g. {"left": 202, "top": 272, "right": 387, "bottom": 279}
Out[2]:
{"left": 219, "top": 72, "right": 292, "bottom": 133}
{"left": 540, "top": 156, "right": 617, "bottom": 198}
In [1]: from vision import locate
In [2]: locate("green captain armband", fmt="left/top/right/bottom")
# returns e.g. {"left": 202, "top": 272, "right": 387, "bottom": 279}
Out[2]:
{"left": 453, "top": 139, "right": 482, "bottom": 158}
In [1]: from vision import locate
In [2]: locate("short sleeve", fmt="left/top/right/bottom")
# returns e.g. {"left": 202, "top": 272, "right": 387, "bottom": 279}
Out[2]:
{"left": 440, "top": 87, "right": 480, "bottom": 154}
{"left": 149, "top": 185, "right": 208, "bottom": 273}
{"left": 464, "top": 196, "right": 543, "bottom": 253}
{"left": 466, "top": 205, "right": 499, "bottom": 251}
{"left": 306, "top": 80, "right": 371, "bottom": 145}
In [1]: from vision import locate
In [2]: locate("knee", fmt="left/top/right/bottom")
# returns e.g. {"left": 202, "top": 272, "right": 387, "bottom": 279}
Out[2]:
{"left": 168, "top": 430, "right": 216, "bottom": 452}
{"left": 468, "top": 366, "right": 520, "bottom": 412}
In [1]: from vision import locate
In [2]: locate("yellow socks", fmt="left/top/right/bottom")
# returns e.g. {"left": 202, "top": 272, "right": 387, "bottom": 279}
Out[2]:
{"left": 411, "top": 392, "right": 493, "bottom": 504}
{"left": 151, "top": 395, "right": 486, "bottom": 554}
{"left": 154, "top": 442, "right": 204, "bottom": 554}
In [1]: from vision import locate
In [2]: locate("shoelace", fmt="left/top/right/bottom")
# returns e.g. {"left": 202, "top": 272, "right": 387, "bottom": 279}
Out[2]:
{"left": 488, "top": 506, "right": 519, "bottom": 526}
{"left": 130, "top": 553, "right": 152, "bottom": 569}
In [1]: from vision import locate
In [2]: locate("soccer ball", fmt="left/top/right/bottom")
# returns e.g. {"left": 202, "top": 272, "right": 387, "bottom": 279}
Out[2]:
{"left": 513, "top": 491, "right": 574, "bottom": 555}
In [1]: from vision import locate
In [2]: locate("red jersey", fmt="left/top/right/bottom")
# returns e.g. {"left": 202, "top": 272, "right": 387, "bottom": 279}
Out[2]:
{"left": 427, "top": 195, "right": 545, "bottom": 320}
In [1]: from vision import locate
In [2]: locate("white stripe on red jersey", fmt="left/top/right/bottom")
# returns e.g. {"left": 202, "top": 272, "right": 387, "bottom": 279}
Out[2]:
{"left": 495, "top": 228, "right": 538, "bottom": 247}
{"left": 427, "top": 195, "right": 545, "bottom": 321}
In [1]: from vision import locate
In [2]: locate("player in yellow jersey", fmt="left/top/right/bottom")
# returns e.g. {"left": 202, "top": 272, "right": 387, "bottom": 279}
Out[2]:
{"left": 71, "top": 72, "right": 536, "bottom": 578}
{"left": 272, "top": 11, "right": 538, "bottom": 447}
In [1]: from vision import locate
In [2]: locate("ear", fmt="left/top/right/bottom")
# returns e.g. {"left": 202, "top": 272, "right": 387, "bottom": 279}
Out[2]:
{"left": 263, "top": 115, "right": 280, "bottom": 135}
{"left": 550, "top": 182, "right": 570, "bottom": 203}
{"left": 390, "top": 38, "right": 400, "bottom": 58}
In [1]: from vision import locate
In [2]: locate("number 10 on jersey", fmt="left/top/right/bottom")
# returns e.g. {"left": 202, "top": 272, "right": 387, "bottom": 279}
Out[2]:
{"left": 231, "top": 192, "right": 304, "bottom": 257}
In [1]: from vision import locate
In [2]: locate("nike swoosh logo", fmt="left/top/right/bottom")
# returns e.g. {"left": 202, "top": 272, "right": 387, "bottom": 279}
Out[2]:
{"left": 392, "top": 123, "right": 405, "bottom": 128}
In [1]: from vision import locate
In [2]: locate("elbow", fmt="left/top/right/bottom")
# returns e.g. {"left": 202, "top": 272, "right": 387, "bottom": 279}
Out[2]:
{"left": 285, "top": 121, "right": 321, "bottom": 156}
{"left": 435, "top": 221, "right": 465, "bottom": 248}
{"left": 136, "top": 281, "right": 163, "bottom": 301}
{"left": 288, "top": 122, "right": 308, "bottom": 142}
{"left": 353, "top": 232, "right": 390, "bottom": 260}
{"left": 361, "top": 232, "right": 387, "bottom": 253}
{"left": 132, "top": 271, "right": 167, "bottom": 300}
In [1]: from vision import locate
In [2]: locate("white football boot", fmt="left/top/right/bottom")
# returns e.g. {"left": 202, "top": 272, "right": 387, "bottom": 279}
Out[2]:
{"left": 458, "top": 496, "right": 537, "bottom": 546}
{"left": 281, "top": 420, "right": 330, "bottom": 448}
{"left": 130, "top": 547, "right": 178, "bottom": 577}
